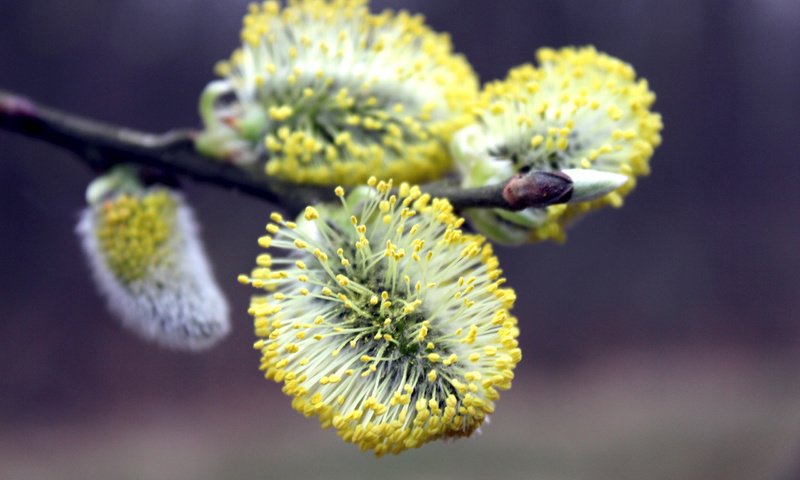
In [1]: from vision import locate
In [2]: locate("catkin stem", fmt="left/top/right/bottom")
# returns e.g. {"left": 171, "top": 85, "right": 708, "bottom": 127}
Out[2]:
{"left": 0, "top": 89, "right": 571, "bottom": 214}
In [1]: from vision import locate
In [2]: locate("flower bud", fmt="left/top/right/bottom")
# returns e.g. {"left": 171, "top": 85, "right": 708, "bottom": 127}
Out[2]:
{"left": 77, "top": 174, "right": 229, "bottom": 351}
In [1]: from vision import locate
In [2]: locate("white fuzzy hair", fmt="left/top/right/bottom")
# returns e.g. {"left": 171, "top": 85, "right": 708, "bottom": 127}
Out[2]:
{"left": 76, "top": 192, "right": 230, "bottom": 351}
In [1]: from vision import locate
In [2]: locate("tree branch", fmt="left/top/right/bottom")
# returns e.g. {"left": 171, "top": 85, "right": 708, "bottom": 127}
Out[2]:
{"left": 0, "top": 89, "right": 572, "bottom": 214}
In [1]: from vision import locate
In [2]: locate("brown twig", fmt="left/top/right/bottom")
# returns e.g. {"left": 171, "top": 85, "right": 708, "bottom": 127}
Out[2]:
{"left": 0, "top": 89, "right": 572, "bottom": 214}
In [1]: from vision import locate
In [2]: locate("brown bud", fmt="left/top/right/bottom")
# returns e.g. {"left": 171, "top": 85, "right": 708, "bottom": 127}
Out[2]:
{"left": 502, "top": 171, "right": 573, "bottom": 210}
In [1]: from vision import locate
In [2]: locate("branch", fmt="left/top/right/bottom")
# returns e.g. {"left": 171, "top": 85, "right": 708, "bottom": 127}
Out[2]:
{"left": 0, "top": 89, "right": 572, "bottom": 214}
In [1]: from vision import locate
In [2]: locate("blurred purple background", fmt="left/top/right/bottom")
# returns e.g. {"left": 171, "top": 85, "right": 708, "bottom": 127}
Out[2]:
{"left": 1, "top": 1, "right": 799, "bottom": 479}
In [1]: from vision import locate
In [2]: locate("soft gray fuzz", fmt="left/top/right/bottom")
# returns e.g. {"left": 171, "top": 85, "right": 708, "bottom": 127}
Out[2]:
{"left": 76, "top": 194, "right": 230, "bottom": 351}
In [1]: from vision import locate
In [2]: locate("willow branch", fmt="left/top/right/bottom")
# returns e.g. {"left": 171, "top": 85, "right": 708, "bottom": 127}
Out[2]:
{"left": 0, "top": 89, "right": 572, "bottom": 213}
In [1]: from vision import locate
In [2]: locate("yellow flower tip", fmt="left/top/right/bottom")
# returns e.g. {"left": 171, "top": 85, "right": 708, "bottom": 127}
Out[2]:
{"left": 258, "top": 235, "right": 273, "bottom": 248}
{"left": 202, "top": 0, "right": 479, "bottom": 186}
{"left": 244, "top": 179, "right": 519, "bottom": 454}
{"left": 268, "top": 105, "right": 294, "bottom": 121}
{"left": 304, "top": 206, "right": 320, "bottom": 221}
{"left": 456, "top": 45, "right": 662, "bottom": 245}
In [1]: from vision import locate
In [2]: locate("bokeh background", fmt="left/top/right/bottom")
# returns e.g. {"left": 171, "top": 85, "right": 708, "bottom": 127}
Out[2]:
{"left": 1, "top": 0, "right": 799, "bottom": 479}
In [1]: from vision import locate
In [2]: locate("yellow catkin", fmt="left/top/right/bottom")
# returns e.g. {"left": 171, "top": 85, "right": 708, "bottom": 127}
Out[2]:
{"left": 94, "top": 191, "right": 177, "bottom": 283}
{"left": 459, "top": 46, "right": 662, "bottom": 244}
{"left": 244, "top": 180, "right": 520, "bottom": 455}
{"left": 206, "top": 0, "right": 479, "bottom": 186}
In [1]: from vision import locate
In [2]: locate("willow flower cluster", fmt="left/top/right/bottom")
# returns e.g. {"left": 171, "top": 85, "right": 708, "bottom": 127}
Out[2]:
{"left": 240, "top": 178, "right": 520, "bottom": 455}
{"left": 77, "top": 175, "right": 229, "bottom": 351}
{"left": 453, "top": 46, "right": 663, "bottom": 244}
{"left": 198, "top": 0, "right": 478, "bottom": 186}
{"left": 68, "top": 0, "right": 666, "bottom": 456}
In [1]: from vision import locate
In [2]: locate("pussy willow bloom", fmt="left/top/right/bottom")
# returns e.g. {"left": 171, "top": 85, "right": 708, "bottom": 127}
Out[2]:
{"left": 77, "top": 180, "right": 229, "bottom": 351}
{"left": 240, "top": 178, "right": 520, "bottom": 455}
{"left": 453, "top": 46, "right": 663, "bottom": 244}
{"left": 198, "top": 0, "right": 478, "bottom": 186}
